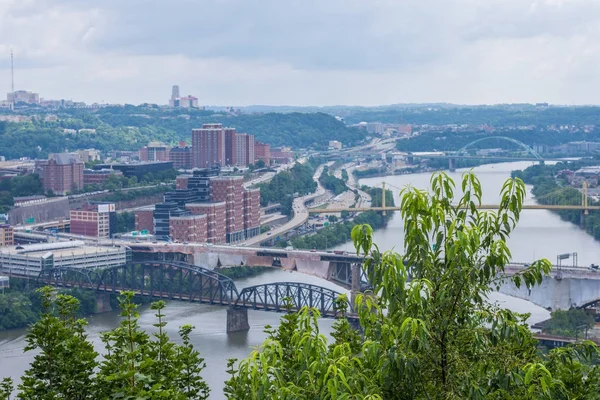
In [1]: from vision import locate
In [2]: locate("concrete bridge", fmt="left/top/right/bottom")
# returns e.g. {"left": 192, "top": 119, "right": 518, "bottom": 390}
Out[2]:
{"left": 127, "top": 242, "right": 368, "bottom": 291}
{"left": 500, "top": 264, "right": 600, "bottom": 310}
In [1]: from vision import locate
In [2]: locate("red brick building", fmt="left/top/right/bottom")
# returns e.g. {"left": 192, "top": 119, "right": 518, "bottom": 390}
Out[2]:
{"left": 169, "top": 214, "right": 207, "bottom": 243}
{"left": 37, "top": 153, "right": 84, "bottom": 195}
{"left": 235, "top": 133, "right": 255, "bottom": 167}
{"left": 192, "top": 124, "right": 226, "bottom": 168}
{"left": 135, "top": 206, "right": 155, "bottom": 234}
{"left": 185, "top": 202, "right": 227, "bottom": 244}
{"left": 70, "top": 203, "right": 115, "bottom": 238}
{"left": 270, "top": 147, "right": 294, "bottom": 164}
{"left": 243, "top": 189, "right": 261, "bottom": 238}
{"left": 254, "top": 141, "right": 271, "bottom": 165}
{"left": 83, "top": 169, "right": 124, "bottom": 186}
{"left": 210, "top": 176, "right": 245, "bottom": 242}
{"left": 224, "top": 128, "right": 237, "bottom": 166}
{"left": 169, "top": 141, "right": 192, "bottom": 169}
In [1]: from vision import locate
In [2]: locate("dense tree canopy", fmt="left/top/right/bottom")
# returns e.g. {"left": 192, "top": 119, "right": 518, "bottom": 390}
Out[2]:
{"left": 0, "top": 108, "right": 365, "bottom": 160}
{"left": 226, "top": 172, "right": 600, "bottom": 399}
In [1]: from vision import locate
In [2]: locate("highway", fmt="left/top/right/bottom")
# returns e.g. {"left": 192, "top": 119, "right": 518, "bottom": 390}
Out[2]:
{"left": 242, "top": 163, "right": 329, "bottom": 246}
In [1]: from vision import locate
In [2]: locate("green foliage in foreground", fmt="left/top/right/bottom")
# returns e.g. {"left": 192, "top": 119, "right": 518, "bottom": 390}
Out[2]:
{"left": 1, "top": 289, "right": 209, "bottom": 400}
{"left": 225, "top": 172, "right": 600, "bottom": 399}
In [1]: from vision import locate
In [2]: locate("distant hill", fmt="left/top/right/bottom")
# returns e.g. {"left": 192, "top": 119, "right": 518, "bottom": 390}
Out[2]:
{"left": 0, "top": 107, "right": 365, "bottom": 159}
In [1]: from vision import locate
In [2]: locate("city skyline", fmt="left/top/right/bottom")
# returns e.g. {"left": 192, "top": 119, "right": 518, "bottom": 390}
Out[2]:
{"left": 1, "top": 0, "right": 600, "bottom": 106}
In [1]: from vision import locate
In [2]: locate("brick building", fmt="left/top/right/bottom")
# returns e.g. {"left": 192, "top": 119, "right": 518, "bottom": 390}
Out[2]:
{"left": 224, "top": 128, "right": 237, "bottom": 166}
{"left": 70, "top": 203, "right": 116, "bottom": 238}
{"left": 83, "top": 169, "right": 124, "bottom": 186}
{"left": 169, "top": 141, "right": 192, "bottom": 169}
{"left": 0, "top": 225, "right": 14, "bottom": 246}
{"left": 243, "top": 189, "right": 261, "bottom": 238}
{"left": 135, "top": 206, "right": 155, "bottom": 234}
{"left": 37, "top": 153, "right": 84, "bottom": 195}
{"left": 192, "top": 124, "right": 226, "bottom": 168}
{"left": 270, "top": 147, "right": 294, "bottom": 164}
{"left": 254, "top": 141, "right": 271, "bottom": 165}
{"left": 235, "top": 133, "right": 255, "bottom": 167}
{"left": 185, "top": 202, "right": 227, "bottom": 244}
{"left": 169, "top": 214, "right": 207, "bottom": 243}
{"left": 210, "top": 176, "right": 245, "bottom": 243}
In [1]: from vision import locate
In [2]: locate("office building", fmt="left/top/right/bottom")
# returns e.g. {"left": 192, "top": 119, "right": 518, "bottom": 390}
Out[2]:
{"left": 76, "top": 149, "right": 101, "bottom": 163}
{"left": 255, "top": 141, "right": 271, "bottom": 165}
{"left": 169, "top": 141, "right": 192, "bottom": 169}
{"left": 153, "top": 202, "right": 190, "bottom": 240}
{"left": 37, "top": 153, "right": 84, "bottom": 195}
{"left": 169, "top": 85, "right": 200, "bottom": 108}
{"left": 139, "top": 142, "right": 170, "bottom": 162}
{"left": 192, "top": 124, "right": 226, "bottom": 168}
{"left": 70, "top": 203, "right": 116, "bottom": 238}
{"left": 92, "top": 162, "right": 173, "bottom": 179}
{"left": 0, "top": 225, "right": 14, "bottom": 246}
{"left": 0, "top": 241, "right": 128, "bottom": 277}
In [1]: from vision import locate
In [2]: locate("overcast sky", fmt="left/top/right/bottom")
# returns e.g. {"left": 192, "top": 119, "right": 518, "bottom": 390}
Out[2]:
{"left": 1, "top": 0, "right": 599, "bottom": 106}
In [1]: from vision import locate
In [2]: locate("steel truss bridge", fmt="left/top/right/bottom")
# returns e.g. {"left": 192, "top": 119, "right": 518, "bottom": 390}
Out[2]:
{"left": 36, "top": 261, "right": 349, "bottom": 318}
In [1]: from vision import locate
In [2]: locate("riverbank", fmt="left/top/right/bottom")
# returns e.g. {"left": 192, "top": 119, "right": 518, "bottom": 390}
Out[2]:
{"left": 289, "top": 187, "right": 394, "bottom": 250}
{"left": 512, "top": 160, "right": 600, "bottom": 243}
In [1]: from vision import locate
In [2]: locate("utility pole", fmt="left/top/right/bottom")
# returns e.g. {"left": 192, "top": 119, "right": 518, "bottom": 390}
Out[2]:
{"left": 9, "top": 49, "right": 16, "bottom": 111}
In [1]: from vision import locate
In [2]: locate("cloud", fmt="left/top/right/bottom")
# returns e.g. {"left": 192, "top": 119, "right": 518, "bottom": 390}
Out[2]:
{"left": 0, "top": 0, "right": 599, "bottom": 105}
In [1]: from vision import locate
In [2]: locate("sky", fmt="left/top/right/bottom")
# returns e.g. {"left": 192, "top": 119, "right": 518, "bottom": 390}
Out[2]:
{"left": 1, "top": 0, "right": 599, "bottom": 106}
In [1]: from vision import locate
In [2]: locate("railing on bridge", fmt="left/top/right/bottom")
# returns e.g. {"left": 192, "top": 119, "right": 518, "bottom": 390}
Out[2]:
{"left": 308, "top": 181, "right": 598, "bottom": 213}
{"left": 234, "top": 282, "right": 345, "bottom": 317}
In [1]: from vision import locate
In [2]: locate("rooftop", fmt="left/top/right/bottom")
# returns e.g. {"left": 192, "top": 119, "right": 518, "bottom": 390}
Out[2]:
{"left": 0, "top": 241, "right": 123, "bottom": 258}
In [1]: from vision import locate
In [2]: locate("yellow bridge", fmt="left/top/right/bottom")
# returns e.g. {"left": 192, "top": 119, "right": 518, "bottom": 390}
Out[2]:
{"left": 308, "top": 182, "right": 599, "bottom": 213}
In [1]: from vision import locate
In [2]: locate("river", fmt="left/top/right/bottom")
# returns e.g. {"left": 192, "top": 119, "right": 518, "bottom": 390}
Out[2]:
{"left": 2, "top": 161, "right": 599, "bottom": 398}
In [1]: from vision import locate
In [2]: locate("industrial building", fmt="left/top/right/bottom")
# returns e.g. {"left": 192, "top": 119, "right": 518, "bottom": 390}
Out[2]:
{"left": 92, "top": 162, "right": 173, "bottom": 179}
{"left": 0, "top": 241, "right": 129, "bottom": 277}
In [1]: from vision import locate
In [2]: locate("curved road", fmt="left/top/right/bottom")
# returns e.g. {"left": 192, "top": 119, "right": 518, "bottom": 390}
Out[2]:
{"left": 242, "top": 163, "right": 329, "bottom": 247}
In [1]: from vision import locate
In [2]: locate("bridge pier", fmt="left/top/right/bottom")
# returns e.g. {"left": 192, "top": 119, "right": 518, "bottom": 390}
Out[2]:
{"left": 227, "top": 307, "right": 250, "bottom": 333}
{"left": 448, "top": 158, "right": 456, "bottom": 172}
{"left": 351, "top": 263, "right": 361, "bottom": 308}
{"left": 95, "top": 293, "right": 112, "bottom": 314}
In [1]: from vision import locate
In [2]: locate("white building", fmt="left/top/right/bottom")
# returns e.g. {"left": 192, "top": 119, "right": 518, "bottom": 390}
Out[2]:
{"left": 0, "top": 241, "right": 128, "bottom": 277}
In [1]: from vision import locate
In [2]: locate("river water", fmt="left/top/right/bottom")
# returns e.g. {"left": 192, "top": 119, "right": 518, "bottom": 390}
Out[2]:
{"left": 1, "top": 161, "right": 599, "bottom": 398}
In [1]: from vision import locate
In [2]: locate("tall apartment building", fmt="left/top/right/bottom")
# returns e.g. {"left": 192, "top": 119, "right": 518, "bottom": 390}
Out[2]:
{"left": 139, "top": 141, "right": 170, "bottom": 162}
{"left": 255, "top": 141, "right": 271, "bottom": 165}
{"left": 169, "top": 141, "right": 192, "bottom": 169}
{"left": 192, "top": 125, "right": 256, "bottom": 168}
{"left": 70, "top": 203, "right": 116, "bottom": 238}
{"left": 243, "top": 189, "right": 261, "bottom": 239}
{"left": 235, "top": 133, "right": 255, "bottom": 167}
{"left": 210, "top": 176, "right": 245, "bottom": 243}
{"left": 37, "top": 153, "right": 84, "bottom": 195}
{"left": 192, "top": 124, "right": 226, "bottom": 168}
